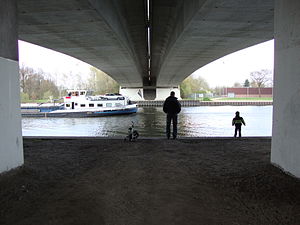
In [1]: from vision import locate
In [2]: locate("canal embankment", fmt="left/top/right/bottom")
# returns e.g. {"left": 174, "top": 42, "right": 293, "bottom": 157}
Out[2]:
{"left": 1, "top": 137, "right": 299, "bottom": 225}
{"left": 136, "top": 100, "right": 273, "bottom": 107}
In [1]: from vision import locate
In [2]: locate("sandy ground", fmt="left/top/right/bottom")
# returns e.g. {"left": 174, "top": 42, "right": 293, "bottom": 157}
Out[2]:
{"left": 0, "top": 137, "right": 300, "bottom": 225}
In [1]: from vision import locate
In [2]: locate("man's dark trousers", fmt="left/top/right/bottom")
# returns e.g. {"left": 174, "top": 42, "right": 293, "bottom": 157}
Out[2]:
{"left": 234, "top": 124, "right": 242, "bottom": 137}
{"left": 166, "top": 113, "right": 178, "bottom": 139}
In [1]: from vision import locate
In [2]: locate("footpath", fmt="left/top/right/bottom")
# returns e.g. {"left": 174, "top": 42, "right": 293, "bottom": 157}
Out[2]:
{"left": 0, "top": 137, "right": 299, "bottom": 225}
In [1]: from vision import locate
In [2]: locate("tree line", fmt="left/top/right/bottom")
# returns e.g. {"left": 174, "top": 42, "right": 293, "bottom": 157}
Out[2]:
{"left": 20, "top": 64, "right": 273, "bottom": 102}
{"left": 19, "top": 65, "right": 119, "bottom": 102}
{"left": 20, "top": 65, "right": 59, "bottom": 102}
{"left": 233, "top": 69, "right": 273, "bottom": 88}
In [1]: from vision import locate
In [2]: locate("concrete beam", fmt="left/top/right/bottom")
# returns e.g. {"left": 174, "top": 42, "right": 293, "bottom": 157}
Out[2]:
{"left": 0, "top": 0, "right": 18, "bottom": 60}
{"left": 271, "top": 0, "right": 300, "bottom": 177}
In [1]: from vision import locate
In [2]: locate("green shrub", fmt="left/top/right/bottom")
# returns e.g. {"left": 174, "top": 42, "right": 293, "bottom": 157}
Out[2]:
{"left": 203, "top": 97, "right": 211, "bottom": 101}
{"left": 20, "top": 92, "right": 29, "bottom": 102}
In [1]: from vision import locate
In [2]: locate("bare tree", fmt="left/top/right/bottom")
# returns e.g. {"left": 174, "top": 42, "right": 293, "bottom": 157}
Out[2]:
{"left": 19, "top": 65, "right": 59, "bottom": 101}
{"left": 250, "top": 69, "right": 273, "bottom": 97}
{"left": 86, "top": 67, "right": 119, "bottom": 94}
{"left": 19, "top": 64, "right": 34, "bottom": 92}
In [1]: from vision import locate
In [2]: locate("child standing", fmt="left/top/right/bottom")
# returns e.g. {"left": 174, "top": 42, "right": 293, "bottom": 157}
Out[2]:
{"left": 232, "top": 111, "right": 246, "bottom": 137}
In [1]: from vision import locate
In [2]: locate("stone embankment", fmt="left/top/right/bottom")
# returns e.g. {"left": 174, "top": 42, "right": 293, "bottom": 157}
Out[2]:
{"left": 137, "top": 100, "right": 273, "bottom": 107}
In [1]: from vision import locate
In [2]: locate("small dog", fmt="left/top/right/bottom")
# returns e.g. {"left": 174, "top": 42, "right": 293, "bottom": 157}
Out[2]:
{"left": 124, "top": 121, "right": 139, "bottom": 141}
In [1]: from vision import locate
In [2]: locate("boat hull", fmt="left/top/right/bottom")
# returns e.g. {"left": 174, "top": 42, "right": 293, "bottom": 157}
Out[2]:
{"left": 21, "top": 107, "right": 138, "bottom": 118}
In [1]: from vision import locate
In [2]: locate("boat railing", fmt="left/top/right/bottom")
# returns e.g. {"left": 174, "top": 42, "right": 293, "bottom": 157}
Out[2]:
{"left": 87, "top": 96, "right": 126, "bottom": 101}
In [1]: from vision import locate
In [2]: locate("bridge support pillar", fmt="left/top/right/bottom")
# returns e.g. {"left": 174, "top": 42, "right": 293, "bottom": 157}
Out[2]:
{"left": 119, "top": 87, "right": 144, "bottom": 101}
{"left": 0, "top": 0, "right": 23, "bottom": 173}
{"left": 119, "top": 87, "right": 181, "bottom": 101}
{"left": 155, "top": 87, "right": 181, "bottom": 100}
{"left": 271, "top": 1, "right": 300, "bottom": 177}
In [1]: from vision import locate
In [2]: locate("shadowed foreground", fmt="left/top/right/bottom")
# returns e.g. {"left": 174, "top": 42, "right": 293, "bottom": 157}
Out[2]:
{"left": 1, "top": 137, "right": 300, "bottom": 225}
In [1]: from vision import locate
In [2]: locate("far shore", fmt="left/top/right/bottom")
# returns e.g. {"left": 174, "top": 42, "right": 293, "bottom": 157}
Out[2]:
{"left": 20, "top": 98, "right": 273, "bottom": 107}
{"left": 137, "top": 99, "right": 272, "bottom": 107}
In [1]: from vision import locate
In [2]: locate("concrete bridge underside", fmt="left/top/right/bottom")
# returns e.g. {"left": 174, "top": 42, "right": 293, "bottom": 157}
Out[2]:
{"left": 17, "top": 0, "right": 274, "bottom": 99}
{"left": 1, "top": 0, "right": 300, "bottom": 178}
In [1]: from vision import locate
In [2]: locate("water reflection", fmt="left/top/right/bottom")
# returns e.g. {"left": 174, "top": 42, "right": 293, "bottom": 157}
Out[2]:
{"left": 22, "top": 106, "right": 272, "bottom": 137}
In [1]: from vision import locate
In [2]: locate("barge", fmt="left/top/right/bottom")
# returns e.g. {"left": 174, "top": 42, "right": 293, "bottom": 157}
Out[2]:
{"left": 21, "top": 90, "right": 138, "bottom": 117}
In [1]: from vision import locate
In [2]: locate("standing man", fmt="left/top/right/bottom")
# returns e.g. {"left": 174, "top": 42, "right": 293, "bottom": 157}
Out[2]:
{"left": 163, "top": 91, "right": 181, "bottom": 139}
{"left": 232, "top": 111, "right": 246, "bottom": 137}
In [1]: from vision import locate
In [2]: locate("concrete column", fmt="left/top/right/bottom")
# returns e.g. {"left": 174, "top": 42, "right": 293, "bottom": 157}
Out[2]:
{"left": 271, "top": 1, "right": 300, "bottom": 177}
{"left": 155, "top": 87, "right": 181, "bottom": 100}
{"left": 120, "top": 87, "right": 144, "bottom": 101}
{"left": 0, "top": 0, "right": 24, "bottom": 173}
{"left": 120, "top": 87, "right": 181, "bottom": 101}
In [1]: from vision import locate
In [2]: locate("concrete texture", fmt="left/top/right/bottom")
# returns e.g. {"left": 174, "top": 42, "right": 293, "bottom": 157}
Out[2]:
{"left": 120, "top": 87, "right": 181, "bottom": 101}
{"left": 0, "top": 57, "right": 24, "bottom": 173}
{"left": 0, "top": 0, "right": 18, "bottom": 60}
{"left": 152, "top": 0, "right": 274, "bottom": 87}
{"left": 17, "top": 0, "right": 274, "bottom": 91}
{"left": 1, "top": 137, "right": 300, "bottom": 225}
{"left": 119, "top": 87, "right": 144, "bottom": 101}
{"left": 18, "top": 0, "right": 145, "bottom": 89}
{"left": 0, "top": 0, "right": 23, "bottom": 173}
{"left": 155, "top": 87, "right": 181, "bottom": 100}
{"left": 271, "top": 1, "right": 300, "bottom": 177}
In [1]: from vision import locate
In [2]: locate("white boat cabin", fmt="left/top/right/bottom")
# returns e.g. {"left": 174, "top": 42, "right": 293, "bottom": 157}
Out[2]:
{"left": 64, "top": 90, "right": 131, "bottom": 110}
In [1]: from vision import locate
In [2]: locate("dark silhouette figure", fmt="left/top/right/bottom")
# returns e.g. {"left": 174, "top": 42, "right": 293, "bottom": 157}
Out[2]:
{"left": 163, "top": 91, "right": 181, "bottom": 139}
{"left": 232, "top": 111, "right": 246, "bottom": 137}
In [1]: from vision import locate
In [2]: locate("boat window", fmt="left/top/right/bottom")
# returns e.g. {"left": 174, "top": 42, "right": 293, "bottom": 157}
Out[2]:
{"left": 72, "top": 91, "right": 79, "bottom": 96}
{"left": 89, "top": 104, "right": 94, "bottom": 107}
{"left": 115, "top": 103, "right": 122, "bottom": 107}
{"left": 66, "top": 104, "right": 70, "bottom": 107}
{"left": 80, "top": 91, "right": 85, "bottom": 95}
{"left": 97, "top": 104, "right": 103, "bottom": 107}
{"left": 75, "top": 103, "right": 78, "bottom": 106}
{"left": 80, "top": 104, "right": 86, "bottom": 107}
{"left": 106, "top": 103, "right": 112, "bottom": 107}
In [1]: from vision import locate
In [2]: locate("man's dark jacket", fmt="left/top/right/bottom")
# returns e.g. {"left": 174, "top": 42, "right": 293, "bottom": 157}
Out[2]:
{"left": 163, "top": 96, "right": 181, "bottom": 114}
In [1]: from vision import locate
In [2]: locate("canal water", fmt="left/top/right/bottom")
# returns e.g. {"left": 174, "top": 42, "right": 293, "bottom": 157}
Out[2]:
{"left": 22, "top": 106, "right": 273, "bottom": 137}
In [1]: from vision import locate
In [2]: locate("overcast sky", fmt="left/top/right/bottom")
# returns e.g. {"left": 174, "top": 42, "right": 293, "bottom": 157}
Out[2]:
{"left": 192, "top": 39, "right": 274, "bottom": 87}
{"left": 18, "top": 40, "right": 91, "bottom": 79}
{"left": 18, "top": 39, "right": 274, "bottom": 88}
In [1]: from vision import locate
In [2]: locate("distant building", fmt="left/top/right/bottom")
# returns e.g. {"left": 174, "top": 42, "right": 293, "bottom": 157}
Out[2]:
{"left": 189, "top": 92, "right": 213, "bottom": 99}
{"left": 222, "top": 87, "right": 273, "bottom": 98}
